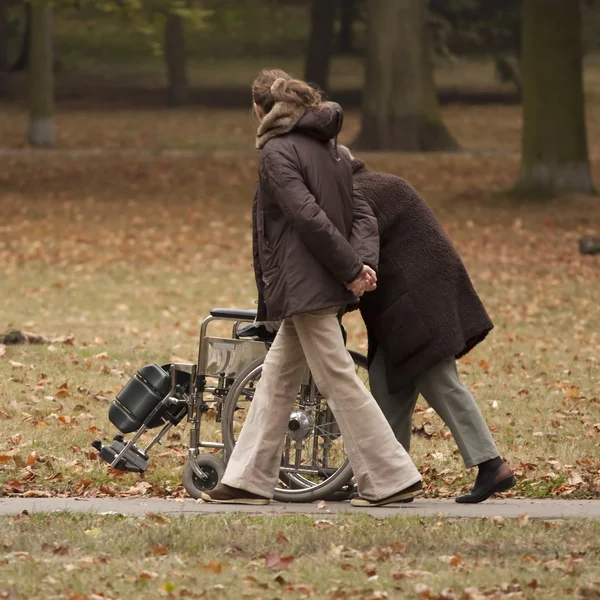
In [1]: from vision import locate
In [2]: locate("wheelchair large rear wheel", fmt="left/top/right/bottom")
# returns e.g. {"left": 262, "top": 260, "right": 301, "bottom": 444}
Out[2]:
{"left": 221, "top": 351, "right": 368, "bottom": 503}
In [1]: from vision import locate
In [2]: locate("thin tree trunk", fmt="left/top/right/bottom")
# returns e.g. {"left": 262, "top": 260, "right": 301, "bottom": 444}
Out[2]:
{"left": 338, "top": 0, "right": 356, "bottom": 54}
{"left": 420, "top": 14, "right": 458, "bottom": 150}
{"left": 355, "top": 0, "right": 458, "bottom": 151}
{"left": 28, "top": 1, "right": 54, "bottom": 147}
{"left": 304, "top": 0, "right": 336, "bottom": 91}
{"left": 0, "top": 0, "right": 11, "bottom": 97}
{"left": 516, "top": 0, "right": 594, "bottom": 195}
{"left": 12, "top": 1, "right": 30, "bottom": 72}
{"left": 164, "top": 13, "right": 188, "bottom": 107}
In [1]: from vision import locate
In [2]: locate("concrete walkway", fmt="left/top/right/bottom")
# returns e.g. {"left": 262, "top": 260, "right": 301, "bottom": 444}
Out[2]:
{"left": 1, "top": 498, "right": 599, "bottom": 519}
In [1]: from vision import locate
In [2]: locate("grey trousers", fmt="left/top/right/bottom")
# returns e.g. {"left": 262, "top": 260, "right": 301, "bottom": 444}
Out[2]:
{"left": 369, "top": 348, "right": 499, "bottom": 468}
{"left": 223, "top": 308, "right": 422, "bottom": 500}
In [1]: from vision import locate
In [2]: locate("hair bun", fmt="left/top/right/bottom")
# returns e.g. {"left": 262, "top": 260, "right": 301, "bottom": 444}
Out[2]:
{"left": 270, "top": 77, "right": 287, "bottom": 95}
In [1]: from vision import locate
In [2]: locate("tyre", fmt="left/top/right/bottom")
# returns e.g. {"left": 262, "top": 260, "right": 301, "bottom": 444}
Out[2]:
{"left": 182, "top": 453, "right": 226, "bottom": 499}
{"left": 221, "top": 351, "right": 368, "bottom": 503}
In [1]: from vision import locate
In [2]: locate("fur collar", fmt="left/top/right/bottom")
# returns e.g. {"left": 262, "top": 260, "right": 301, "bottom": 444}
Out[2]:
{"left": 256, "top": 102, "right": 306, "bottom": 150}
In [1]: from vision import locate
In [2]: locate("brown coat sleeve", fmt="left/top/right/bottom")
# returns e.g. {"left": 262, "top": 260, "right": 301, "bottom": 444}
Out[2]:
{"left": 259, "top": 148, "right": 363, "bottom": 284}
{"left": 251, "top": 191, "right": 266, "bottom": 320}
{"left": 349, "top": 182, "right": 379, "bottom": 272}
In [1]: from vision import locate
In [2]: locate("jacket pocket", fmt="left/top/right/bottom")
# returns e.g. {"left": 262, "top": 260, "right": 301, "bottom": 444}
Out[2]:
{"left": 376, "top": 293, "right": 433, "bottom": 364}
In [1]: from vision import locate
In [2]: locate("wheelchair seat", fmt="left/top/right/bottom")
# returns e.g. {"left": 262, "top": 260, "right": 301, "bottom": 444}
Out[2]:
{"left": 237, "top": 322, "right": 276, "bottom": 343}
{"left": 210, "top": 308, "right": 257, "bottom": 321}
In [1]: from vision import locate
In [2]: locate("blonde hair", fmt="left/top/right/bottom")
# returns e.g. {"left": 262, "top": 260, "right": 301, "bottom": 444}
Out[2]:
{"left": 252, "top": 69, "right": 322, "bottom": 115}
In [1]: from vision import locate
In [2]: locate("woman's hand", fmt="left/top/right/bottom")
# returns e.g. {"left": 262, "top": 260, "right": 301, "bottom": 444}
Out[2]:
{"left": 346, "top": 265, "right": 377, "bottom": 297}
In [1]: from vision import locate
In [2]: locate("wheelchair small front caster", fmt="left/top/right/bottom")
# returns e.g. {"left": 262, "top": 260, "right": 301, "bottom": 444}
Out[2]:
{"left": 183, "top": 454, "right": 225, "bottom": 499}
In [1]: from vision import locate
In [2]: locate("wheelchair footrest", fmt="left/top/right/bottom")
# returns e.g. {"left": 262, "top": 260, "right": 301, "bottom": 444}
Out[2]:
{"left": 92, "top": 435, "right": 149, "bottom": 473}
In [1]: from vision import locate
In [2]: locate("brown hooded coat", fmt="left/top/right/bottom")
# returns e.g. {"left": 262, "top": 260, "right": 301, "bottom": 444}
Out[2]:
{"left": 252, "top": 102, "right": 379, "bottom": 322}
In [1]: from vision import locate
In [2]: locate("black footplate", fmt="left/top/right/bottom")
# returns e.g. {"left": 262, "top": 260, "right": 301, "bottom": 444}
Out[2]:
{"left": 92, "top": 434, "right": 149, "bottom": 473}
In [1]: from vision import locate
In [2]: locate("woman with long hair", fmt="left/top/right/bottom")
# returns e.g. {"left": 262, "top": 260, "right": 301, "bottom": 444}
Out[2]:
{"left": 201, "top": 70, "right": 422, "bottom": 507}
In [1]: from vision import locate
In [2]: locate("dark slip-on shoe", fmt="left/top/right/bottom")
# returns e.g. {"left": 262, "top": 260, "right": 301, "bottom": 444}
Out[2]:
{"left": 350, "top": 480, "right": 423, "bottom": 507}
{"left": 201, "top": 484, "right": 269, "bottom": 505}
{"left": 456, "top": 463, "right": 516, "bottom": 504}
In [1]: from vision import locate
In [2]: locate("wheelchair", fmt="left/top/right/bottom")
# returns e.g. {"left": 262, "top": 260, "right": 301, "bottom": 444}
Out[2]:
{"left": 92, "top": 308, "right": 368, "bottom": 502}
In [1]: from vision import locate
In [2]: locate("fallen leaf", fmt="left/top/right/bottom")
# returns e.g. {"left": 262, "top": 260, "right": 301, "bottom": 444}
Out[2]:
{"left": 26, "top": 451, "right": 40, "bottom": 467}
{"left": 8, "top": 432, "right": 23, "bottom": 445}
{"left": 564, "top": 385, "right": 581, "bottom": 399}
{"left": 150, "top": 544, "right": 170, "bottom": 556}
{"left": 265, "top": 550, "right": 294, "bottom": 570}
{"left": 518, "top": 513, "right": 529, "bottom": 527}
{"left": 277, "top": 529, "right": 290, "bottom": 543}
{"left": 314, "top": 519, "right": 333, "bottom": 529}
{"left": 200, "top": 560, "right": 223, "bottom": 574}
{"left": 415, "top": 583, "right": 434, "bottom": 599}
{"left": 4, "top": 480, "right": 25, "bottom": 493}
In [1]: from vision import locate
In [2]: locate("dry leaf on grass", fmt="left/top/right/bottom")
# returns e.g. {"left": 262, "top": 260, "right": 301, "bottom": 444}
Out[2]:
{"left": 200, "top": 560, "right": 223, "bottom": 574}
{"left": 265, "top": 550, "right": 294, "bottom": 570}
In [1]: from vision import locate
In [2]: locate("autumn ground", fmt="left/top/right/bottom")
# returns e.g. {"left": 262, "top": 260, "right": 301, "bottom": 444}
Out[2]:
{"left": 1, "top": 512, "right": 599, "bottom": 600}
{"left": 1, "top": 58, "right": 600, "bottom": 597}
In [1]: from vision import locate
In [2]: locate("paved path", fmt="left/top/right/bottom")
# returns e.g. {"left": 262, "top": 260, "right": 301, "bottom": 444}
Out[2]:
{"left": 1, "top": 498, "right": 599, "bottom": 519}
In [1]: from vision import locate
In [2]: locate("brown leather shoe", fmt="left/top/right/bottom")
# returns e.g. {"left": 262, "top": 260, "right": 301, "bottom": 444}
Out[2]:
{"left": 350, "top": 480, "right": 423, "bottom": 507}
{"left": 201, "top": 484, "right": 269, "bottom": 505}
{"left": 456, "top": 462, "right": 516, "bottom": 504}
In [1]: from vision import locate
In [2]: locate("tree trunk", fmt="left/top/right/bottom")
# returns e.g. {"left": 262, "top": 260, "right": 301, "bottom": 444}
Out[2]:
{"left": 304, "top": 0, "right": 336, "bottom": 91}
{"left": 164, "top": 13, "right": 188, "bottom": 107}
{"left": 28, "top": 1, "right": 54, "bottom": 147}
{"left": 516, "top": 0, "right": 594, "bottom": 195}
{"left": 12, "top": 1, "right": 31, "bottom": 72}
{"left": 355, "top": 0, "right": 458, "bottom": 151}
{"left": 338, "top": 0, "right": 356, "bottom": 54}
{"left": 0, "top": 0, "right": 11, "bottom": 97}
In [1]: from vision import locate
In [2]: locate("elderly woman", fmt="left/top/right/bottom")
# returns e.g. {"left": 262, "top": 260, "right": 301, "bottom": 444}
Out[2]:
{"left": 342, "top": 147, "right": 515, "bottom": 504}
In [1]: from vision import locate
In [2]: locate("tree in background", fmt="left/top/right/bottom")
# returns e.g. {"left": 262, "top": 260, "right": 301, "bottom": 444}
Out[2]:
{"left": 356, "top": 0, "right": 457, "bottom": 151}
{"left": 304, "top": 0, "right": 336, "bottom": 91}
{"left": 429, "top": 0, "right": 522, "bottom": 94}
{"left": 517, "top": 0, "right": 594, "bottom": 195}
{"left": 112, "top": 1, "right": 209, "bottom": 107}
{"left": 337, "top": 0, "right": 358, "bottom": 53}
{"left": 28, "top": 0, "right": 54, "bottom": 146}
{"left": 164, "top": 11, "right": 189, "bottom": 106}
{"left": 11, "top": 0, "right": 30, "bottom": 72}
{"left": 0, "top": 0, "right": 11, "bottom": 97}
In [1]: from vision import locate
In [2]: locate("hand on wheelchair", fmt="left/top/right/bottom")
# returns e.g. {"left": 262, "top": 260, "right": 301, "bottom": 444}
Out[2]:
{"left": 346, "top": 265, "right": 377, "bottom": 297}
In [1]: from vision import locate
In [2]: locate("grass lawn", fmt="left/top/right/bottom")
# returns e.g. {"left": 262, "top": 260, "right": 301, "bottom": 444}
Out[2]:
{"left": 0, "top": 64, "right": 599, "bottom": 600}
{"left": 0, "top": 110, "right": 598, "bottom": 500}
{"left": 1, "top": 513, "right": 599, "bottom": 599}
{"left": 0, "top": 41, "right": 600, "bottom": 502}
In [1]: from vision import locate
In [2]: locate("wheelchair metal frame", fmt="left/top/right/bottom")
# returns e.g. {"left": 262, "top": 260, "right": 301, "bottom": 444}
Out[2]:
{"left": 107, "top": 312, "right": 270, "bottom": 483}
